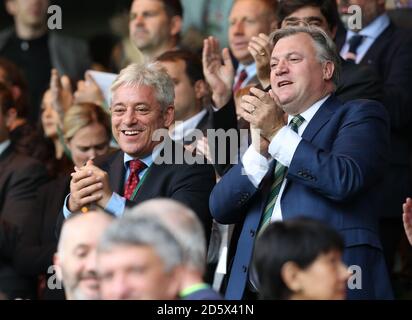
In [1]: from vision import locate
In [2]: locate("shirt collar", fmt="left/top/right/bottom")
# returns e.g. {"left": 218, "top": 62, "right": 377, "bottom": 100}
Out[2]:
{"left": 0, "top": 140, "right": 11, "bottom": 157}
{"left": 287, "top": 94, "right": 330, "bottom": 126}
{"left": 123, "top": 141, "right": 164, "bottom": 169}
{"left": 170, "top": 109, "right": 208, "bottom": 141}
{"left": 346, "top": 13, "right": 390, "bottom": 41}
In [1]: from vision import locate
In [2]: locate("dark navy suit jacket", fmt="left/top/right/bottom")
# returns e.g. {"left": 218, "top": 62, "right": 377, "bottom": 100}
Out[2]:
{"left": 210, "top": 96, "right": 393, "bottom": 299}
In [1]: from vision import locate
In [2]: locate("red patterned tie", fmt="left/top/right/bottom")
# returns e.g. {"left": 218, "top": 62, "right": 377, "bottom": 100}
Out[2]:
{"left": 233, "top": 69, "right": 248, "bottom": 93}
{"left": 124, "top": 159, "right": 147, "bottom": 200}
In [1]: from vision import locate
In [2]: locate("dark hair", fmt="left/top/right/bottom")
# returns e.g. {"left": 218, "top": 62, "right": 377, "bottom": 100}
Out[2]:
{"left": 277, "top": 0, "right": 340, "bottom": 31}
{"left": 0, "top": 82, "right": 15, "bottom": 116}
{"left": 156, "top": 49, "right": 204, "bottom": 84}
{"left": 253, "top": 217, "right": 344, "bottom": 300}
{"left": 0, "top": 58, "right": 30, "bottom": 118}
{"left": 159, "top": 0, "right": 183, "bottom": 18}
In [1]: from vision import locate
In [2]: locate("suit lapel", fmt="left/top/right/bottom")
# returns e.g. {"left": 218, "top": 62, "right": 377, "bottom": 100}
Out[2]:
{"left": 108, "top": 151, "right": 126, "bottom": 195}
{"left": 359, "top": 23, "right": 393, "bottom": 66}
{"left": 281, "top": 96, "right": 339, "bottom": 197}
{"left": 301, "top": 95, "right": 338, "bottom": 142}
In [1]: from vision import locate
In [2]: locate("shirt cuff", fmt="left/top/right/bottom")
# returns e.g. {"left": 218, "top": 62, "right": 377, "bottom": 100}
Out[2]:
{"left": 241, "top": 146, "right": 272, "bottom": 188}
{"left": 63, "top": 194, "right": 72, "bottom": 219}
{"left": 268, "top": 126, "right": 302, "bottom": 167}
{"left": 105, "top": 192, "right": 126, "bottom": 218}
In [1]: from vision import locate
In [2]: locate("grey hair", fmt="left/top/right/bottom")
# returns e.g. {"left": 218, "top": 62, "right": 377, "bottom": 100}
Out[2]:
{"left": 124, "top": 199, "right": 206, "bottom": 274}
{"left": 110, "top": 62, "right": 175, "bottom": 111}
{"left": 97, "top": 216, "right": 184, "bottom": 273}
{"left": 269, "top": 26, "right": 341, "bottom": 86}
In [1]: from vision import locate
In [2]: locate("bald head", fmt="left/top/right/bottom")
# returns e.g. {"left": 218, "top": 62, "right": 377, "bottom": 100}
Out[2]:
{"left": 55, "top": 211, "right": 113, "bottom": 300}
{"left": 58, "top": 211, "right": 114, "bottom": 256}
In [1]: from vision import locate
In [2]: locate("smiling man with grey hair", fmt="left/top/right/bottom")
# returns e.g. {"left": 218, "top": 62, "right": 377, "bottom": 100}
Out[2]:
{"left": 210, "top": 26, "right": 392, "bottom": 300}
{"left": 97, "top": 216, "right": 184, "bottom": 300}
{"left": 125, "top": 198, "right": 223, "bottom": 299}
{"left": 60, "top": 62, "right": 215, "bottom": 244}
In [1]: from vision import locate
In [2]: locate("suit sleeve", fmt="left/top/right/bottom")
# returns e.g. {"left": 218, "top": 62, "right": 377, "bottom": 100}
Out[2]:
{"left": 13, "top": 181, "right": 58, "bottom": 276}
{"left": 287, "top": 101, "right": 390, "bottom": 201}
{"left": 1, "top": 161, "right": 49, "bottom": 229}
{"left": 209, "top": 163, "right": 260, "bottom": 224}
{"left": 210, "top": 97, "right": 239, "bottom": 176}
{"left": 168, "top": 162, "right": 216, "bottom": 243}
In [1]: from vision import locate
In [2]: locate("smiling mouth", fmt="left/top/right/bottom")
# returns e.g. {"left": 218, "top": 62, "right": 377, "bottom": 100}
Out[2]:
{"left": 121, "top": 130, "right": 141, "bottom": 136}
{"left": 277, "top": 81, "right": 293, "bottom": 88}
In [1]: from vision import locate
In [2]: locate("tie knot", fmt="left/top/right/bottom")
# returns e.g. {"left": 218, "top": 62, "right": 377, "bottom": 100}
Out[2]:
{"left": 238, "top": 69, "right": 247, "bottom": 81}
{"left": 290, "top": 115, "right": 305, "bottom": 133}
{"left": 128, "top": 159, "right": 146, "bottom": 173}
{"left": 348, "top": 34, "right": 364, "bottom": 54}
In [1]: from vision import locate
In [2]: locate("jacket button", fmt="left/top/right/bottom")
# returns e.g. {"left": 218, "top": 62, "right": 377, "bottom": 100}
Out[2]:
{"left": 250, "top": 229, "right": 255, "bottom": 237}
{"left": 242, "top": 265, "right": 248, "bottom": 273}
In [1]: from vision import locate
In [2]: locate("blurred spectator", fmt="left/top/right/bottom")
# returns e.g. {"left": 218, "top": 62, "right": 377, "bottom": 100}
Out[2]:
{"left": 14, "top": 103, "right": 112, "bottom": 299}
{"left": 228, "top": 0, "right": 278, "bottom": 91}
{"left": 129, "top": 0, "right": 183, "bottom": 62}
{"left": 0, "top": 57, "right": 55, "bottom": 176}
{"left": 0, "top": 0, "right": 91, "bottom": 124}
{"left": 254, "top": 218, "right": 349, "bottom": 300}
{"left": 0, "top": 82, "right": 49, "bottom": 299}
{"left": 54, "top": 210, "right": 113, "bottom": 300}
{"left": 125, "top": 199, "right": 223, "bottom": 300}
{"left": 97, "top": 216, "right": 184, "bottom": 300}
{"left": 339, "top": 0, "right": 412, "bottom": 280}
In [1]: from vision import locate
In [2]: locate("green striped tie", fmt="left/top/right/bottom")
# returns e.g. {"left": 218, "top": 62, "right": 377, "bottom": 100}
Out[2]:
{"left": 258, "top": 114, "right": 305, "bottom": 233}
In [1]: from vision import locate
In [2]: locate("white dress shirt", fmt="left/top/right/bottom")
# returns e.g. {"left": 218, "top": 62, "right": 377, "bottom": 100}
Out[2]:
{"left": 169, "top": 109, "right": 208, "bottom": 141}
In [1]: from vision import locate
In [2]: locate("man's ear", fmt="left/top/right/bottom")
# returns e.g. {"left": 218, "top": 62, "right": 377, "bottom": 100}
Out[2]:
{"left": 163, "top": 105, "right": 175, "bottom": 128}
{"left": 194, "top": 80, "right": 209, "bottom": 100}
{"left": 323, "top": 61, "right": 335, "bottom": 81}
{"left": 170, "top": 15, "right": 182, "bottom": 38}
{"left": 53, "top": 253, "right": 63, "bottom": 282}
{"left": 5, "top": 0, "right": 17, "bottom": 16}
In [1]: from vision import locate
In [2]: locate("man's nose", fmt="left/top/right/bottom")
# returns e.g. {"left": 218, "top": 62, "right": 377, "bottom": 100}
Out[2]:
{"left": 274, "top": 59, "right": 288, "bottom": 76}
{"left": 123, "top": 108, "right": 138, "bottom": 125}
{"left": 232, "top": 21, "right": 245, "bottom": 35}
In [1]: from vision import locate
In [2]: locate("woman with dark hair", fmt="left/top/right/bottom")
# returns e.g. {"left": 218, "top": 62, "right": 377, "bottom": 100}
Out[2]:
{"left": 254, "top": 218, "right": 349, "bottom": 300}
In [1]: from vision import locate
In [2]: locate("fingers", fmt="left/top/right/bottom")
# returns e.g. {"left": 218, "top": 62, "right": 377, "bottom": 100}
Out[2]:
{"left": 61, "top": 75, "right": 72, "bottom": 93}
{"left": 50, "top": 69, "right": 60, "bottom": 90}
{"left": 73, "top": 182, "right": 104, "bottom": 200}
{"left": 403, "top": 197, "right": 412, "bottom": 215}
{"left": 71, "top": 169, "right": 101, "bottom": 185}
{"left": 269, "top": 89, "right": 281, "bottom": 106}
{"left": 221, "top": 47, "right": 234, "bottom": 70}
